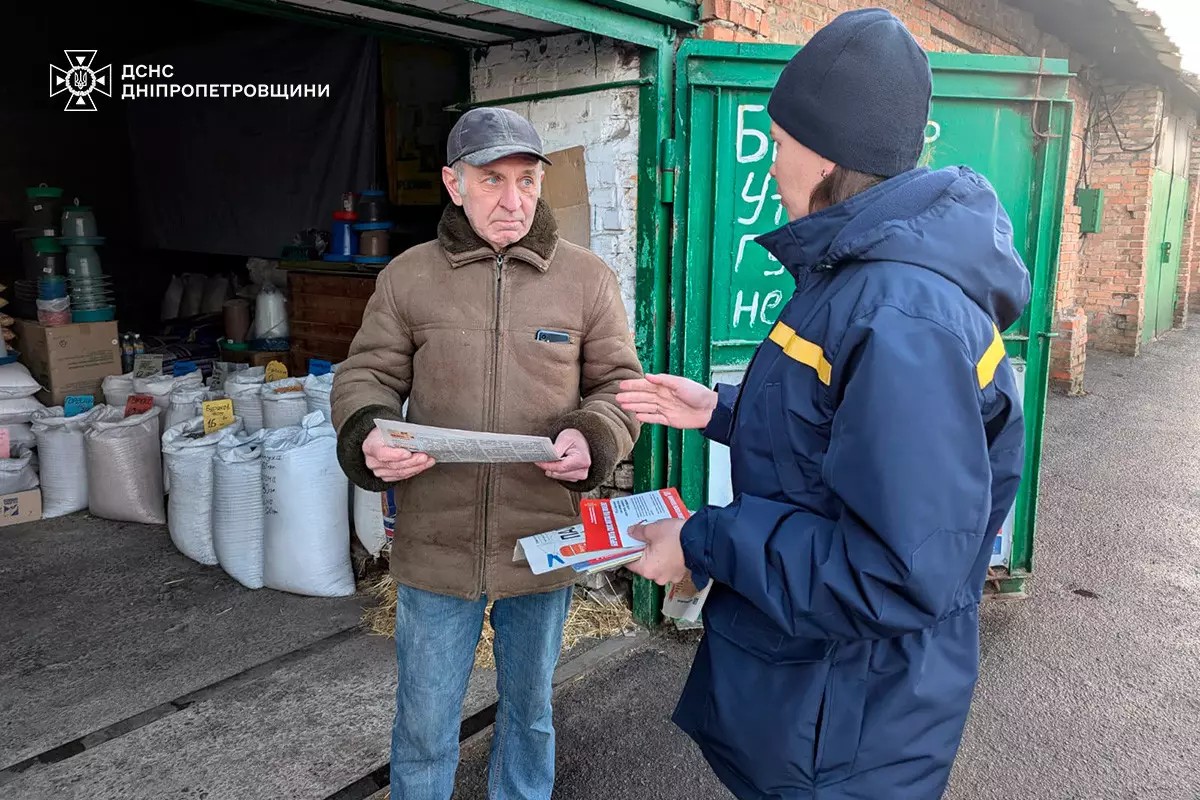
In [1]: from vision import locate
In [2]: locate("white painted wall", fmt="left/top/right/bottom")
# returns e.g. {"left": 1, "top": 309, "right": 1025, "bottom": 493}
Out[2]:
{"left": 471, "top": 35, "right": 641, "bottom": 325}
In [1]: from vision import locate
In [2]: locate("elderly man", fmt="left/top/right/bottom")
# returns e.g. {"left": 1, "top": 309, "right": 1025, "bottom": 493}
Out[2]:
{"left": 331, "top": 107, "right": 643, "bottom": 799}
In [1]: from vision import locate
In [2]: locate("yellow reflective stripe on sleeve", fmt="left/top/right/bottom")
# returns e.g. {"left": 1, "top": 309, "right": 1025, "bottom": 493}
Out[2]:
{"left": 976, "top": 325, "right": 1006, "bottom": 389}
{"left": 768, "top": 322, "right": 833, "bottom": 386}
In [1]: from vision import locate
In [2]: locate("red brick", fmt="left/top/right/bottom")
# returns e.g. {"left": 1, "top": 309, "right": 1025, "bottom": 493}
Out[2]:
{"left": 729, "top": 1, "right": 746, "bottom": 27}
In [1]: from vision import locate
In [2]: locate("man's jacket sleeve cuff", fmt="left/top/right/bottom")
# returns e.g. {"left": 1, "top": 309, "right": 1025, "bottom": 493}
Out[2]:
{"left": 337, "top": 404, "right": 404, "bottom": 492}
{"left": 680, "top": 510, "right": 714, "bottom": 588}
{"left": 547, "top": 408, "right": 621, "bottom": 494}
{"left": 702, "top": 383, "right": 740, "bottom": 447}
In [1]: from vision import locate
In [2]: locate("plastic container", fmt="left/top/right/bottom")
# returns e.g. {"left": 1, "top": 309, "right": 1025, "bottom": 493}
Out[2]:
{"left": 329, "top": 210, "right": 357, "bottom": 259}
{"left": 38, "top": 275, "right": 68, "bottom": 300}
{"left": 224, "top": 299, "right": 252, "bottom": 343}
{"left": 65, "top": 243, "right": 103, "bottom": 278}
{"left": 61, "top": 200, "right": 98, "bottom": 238}
{"left": 356, "top": 190, "right": 389, "bottom": 223}
{"left": 25, "top": 184, "right": 63, "bottom": 231}
{"left": 30, "top": 237, "right": 64, "bottom": 279}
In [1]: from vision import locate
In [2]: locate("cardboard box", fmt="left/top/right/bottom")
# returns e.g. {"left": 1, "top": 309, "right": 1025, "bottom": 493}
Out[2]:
{"left": 218, "top": 343, "right": 291, "bottom": 369}
{"left": 12, "top": 320, "right": 122, "bottom": 407}
{"left": 0, "top": 489, "right": 42, "bottom": 528}
{"left": 542, "top": 146, "right": 591, "bottom": 248}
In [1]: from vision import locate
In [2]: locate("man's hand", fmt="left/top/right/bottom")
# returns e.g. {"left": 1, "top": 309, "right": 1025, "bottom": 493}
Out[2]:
{"left": 626, "top": 518, "right": 690, "bottom": 586}
{"left": 616, "top": 374, "right": 719, "bottom": 430}
{"left": 537, "top": 428, "right": 591, "bottom": 483}
{"left": 362, "top": 428, "right": 436, "bottom": 482}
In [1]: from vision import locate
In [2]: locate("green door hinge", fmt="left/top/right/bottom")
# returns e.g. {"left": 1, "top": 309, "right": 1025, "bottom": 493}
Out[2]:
{"left": 659, "top": 138, "right": 678, "bottom": 203}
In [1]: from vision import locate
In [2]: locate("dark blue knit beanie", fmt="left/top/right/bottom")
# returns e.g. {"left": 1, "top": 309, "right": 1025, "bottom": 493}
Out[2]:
{"left": 767, "top": 8, "right": 932, "bottom": 178}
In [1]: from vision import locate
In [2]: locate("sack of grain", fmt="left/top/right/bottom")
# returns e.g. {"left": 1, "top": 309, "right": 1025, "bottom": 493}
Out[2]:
{"left": 162, "top": 416, "right": 244, "bottom": 565}
{"left": 213, "top": 430, "right": 269, "bottom": 589}
{"left": 31, "top": 406, "right": 103, "bottom": 517}
{"left": 85, "top": 406, "right": 165, "bottom": 524}
{"left": 227, "top": 367, "right": 266, "bottom": 434}
{"left": 261, "top": 413, "right": 353, "bottom": 597}
{"left": 261, "top": 378, "right": 307, "bottom": 429}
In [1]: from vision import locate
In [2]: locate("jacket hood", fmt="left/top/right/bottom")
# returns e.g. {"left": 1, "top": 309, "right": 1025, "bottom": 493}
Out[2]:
{"left": 756, "top": 166, "right": 1031, "bottom": 330}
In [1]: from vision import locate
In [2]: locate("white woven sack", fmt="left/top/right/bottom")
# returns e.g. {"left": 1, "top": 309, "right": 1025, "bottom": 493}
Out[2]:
{"left": 2, "top": 423, "right": 36, "bottom": 451}
{"left": 85, "top": 406, "right": 165, "bottom": 524}
{"left": 227, "top": 367, "right": 266, "bottom": 434}
{"left": 261, "top": 412, "right": 354, "bottom": 597}
{"left": 102, "top": 373, "right": 135, "bottom": 408}
{"left": 31, "top": 406, "right": 103, "bottom": 517}
{"left": 0, "top": 396, "right": 47, "bottom": 426}
{"left": 163, "top": 417, "right": 244, "bottom": 566}
{"left": 0, "top": 362, "right": 42, "bottom": 400}
{"left": 162, "top": 384, "right": 223, "bottom": 493}
{"left": 0, "top": 444, "right": 39, "bottom": 494}
{"left": 213, "top": 430, "right": 268, "bottom": 589}
{"left": 303, "top": 372, "right": 335, "bottom": 423}
{"left": 261, "top": 378, "right": 308, "bottom": 429}
{"left": 353, "top": 487, "right": 388, "bottom": 557}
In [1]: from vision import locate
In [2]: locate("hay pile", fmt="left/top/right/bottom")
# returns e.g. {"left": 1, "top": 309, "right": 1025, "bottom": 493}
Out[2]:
{"left": 363, "top": 573, "right": 635, "bottom": 670}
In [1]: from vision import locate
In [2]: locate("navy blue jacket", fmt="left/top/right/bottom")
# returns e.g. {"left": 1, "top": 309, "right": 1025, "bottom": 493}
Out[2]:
{"left": 673, "top": 166, "right": 1029, "bottom": 799}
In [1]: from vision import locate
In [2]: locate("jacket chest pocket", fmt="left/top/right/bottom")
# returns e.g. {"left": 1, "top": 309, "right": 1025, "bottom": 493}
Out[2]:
{"left": 763, "top": 381, "right": 831, "bottom": 501}
{"left": 511, "top": 326, "right": 582, "bottom": 380}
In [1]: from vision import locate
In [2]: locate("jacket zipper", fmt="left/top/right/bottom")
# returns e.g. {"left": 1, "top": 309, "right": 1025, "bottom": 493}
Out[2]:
{"left": 479, "top": 252, "right": 504, "bottom": 597}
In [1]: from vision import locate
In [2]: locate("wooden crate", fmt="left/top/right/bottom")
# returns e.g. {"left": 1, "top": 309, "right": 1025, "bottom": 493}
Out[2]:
{"left": 287, "top": 272, "right": 376, "bottom": 372}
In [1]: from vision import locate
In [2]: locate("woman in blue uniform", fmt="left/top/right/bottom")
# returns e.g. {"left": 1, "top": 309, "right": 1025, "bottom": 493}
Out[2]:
{"left": 616, "top": 8, "right": 1029, "bottom": 799}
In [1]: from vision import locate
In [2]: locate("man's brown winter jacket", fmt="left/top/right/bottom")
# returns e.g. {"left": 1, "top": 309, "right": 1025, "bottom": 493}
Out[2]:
{"left": 332, "top": 199, "right": 643, "bottom": 600}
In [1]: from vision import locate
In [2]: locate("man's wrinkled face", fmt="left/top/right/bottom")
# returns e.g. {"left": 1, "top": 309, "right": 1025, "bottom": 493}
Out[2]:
{"left": 442, "top": 155, "right": 543, "bottom": 250}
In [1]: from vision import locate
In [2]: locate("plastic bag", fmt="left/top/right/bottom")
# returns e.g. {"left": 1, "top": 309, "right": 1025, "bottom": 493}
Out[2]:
{"left": 163, "top": 417, "right": 244, "bottom": 565}
{"left": 2, "top": 423, "right": 36, "bottom": 451}
{"left": 161, "top": 274, "right": 185, "bottom": 321}
{"left": 261, "top": 378, "right": 307, "bottom": 429}
{"left": 353, "top": 487, "right": 388, "bottom": 557}
{"left": 0, "top": 396, "right": 47, "bottom": 426}
{"left": 303, "top": 372, "right": 334, "bottom": 423}
{"left": 261, "top": 413, "right": 353, "bottom": 597}
{"left": 0, "top": 362, "right": 42, "bottom": 399}
{"left": 0, "top": 444, "right": 39, "bottom": 494}
{"left": 165, "top": 383, "right": 219, "bottom": 434}
{"left": 102, "top": 373, "right": 135, "bottom": 409}
{"left": 179, "top": 273, "right": 206, "bottom": 318}
{"left": 253, "top": 282, "right": 289, "bottom": 340}
{"left": 227, "top": 367, "right": 266, "bottom": 433}
{"left": 213, "top": 430, "right": 268, "bottom": 589}
{"left": 85, "top": 406, "right": 165, "bottom": 524}
{"left": 32, "top": 406, "right": 103, "bottom": 518}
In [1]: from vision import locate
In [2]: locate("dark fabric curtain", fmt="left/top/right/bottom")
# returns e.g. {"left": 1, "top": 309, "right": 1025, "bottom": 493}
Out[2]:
{"left": 125, "top": 21, "right": 380, "bottom": 257}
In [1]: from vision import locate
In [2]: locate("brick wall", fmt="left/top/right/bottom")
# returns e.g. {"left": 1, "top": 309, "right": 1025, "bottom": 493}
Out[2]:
{"left": 1184, "top": 131, "right": 1200, "bottom": 318}
{"left": 1076, "top": 83, "right": 1162, "bottom": 356}
{"left": 1051, "top": 78, "right": 1092, "bottom": 396}
{"left": 701, "top": 0, "right": 1061, "bottom": 58}
{"left": 471, "top": 35, "right": 641, "bottom": 327}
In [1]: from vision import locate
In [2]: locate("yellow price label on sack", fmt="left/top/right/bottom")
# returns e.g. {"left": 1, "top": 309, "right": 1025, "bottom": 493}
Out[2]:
{"left": 202, "top": 398, "right": 235, "bottom": 435}
{"left": 265, "top": 360, "right": 289, "bottom": 383}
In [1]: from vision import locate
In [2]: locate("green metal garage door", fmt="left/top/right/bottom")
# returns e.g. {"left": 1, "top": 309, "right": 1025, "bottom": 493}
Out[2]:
{"left": 666, "top": 41, "right": 1073, "bottom": 592}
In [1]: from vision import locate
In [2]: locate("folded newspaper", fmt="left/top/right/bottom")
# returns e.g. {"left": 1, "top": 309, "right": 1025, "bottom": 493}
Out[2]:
{"left": 514, "top": 488, "right": 713, "bottom": 622}
{"left": 373, "top": 419, "right": 559, "bottom": 464}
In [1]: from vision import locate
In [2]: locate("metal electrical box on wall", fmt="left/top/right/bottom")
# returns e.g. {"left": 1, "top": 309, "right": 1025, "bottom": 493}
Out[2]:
{"left": 1076, "top": 188, "right": 1105, "bottom": 234}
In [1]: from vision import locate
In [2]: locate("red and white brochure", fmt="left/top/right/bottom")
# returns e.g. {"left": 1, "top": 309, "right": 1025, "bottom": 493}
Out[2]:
{"left": 516, "top": 488, "right": 690, "bottom": 576}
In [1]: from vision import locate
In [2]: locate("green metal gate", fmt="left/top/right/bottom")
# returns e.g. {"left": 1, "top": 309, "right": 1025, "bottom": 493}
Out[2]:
{"left": 1143, "top": 169, "right": 1190, "bottom": 343}
{"left": 665, "top": 41, "right": 1073, "bottom": 595}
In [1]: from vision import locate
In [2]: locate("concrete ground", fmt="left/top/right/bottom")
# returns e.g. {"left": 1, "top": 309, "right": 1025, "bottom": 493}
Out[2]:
{"left": 455, "top": 327, "right": 1200, "bottom": 799}
{"left": 0, "top": 512, "right": 638, "bottom": 799}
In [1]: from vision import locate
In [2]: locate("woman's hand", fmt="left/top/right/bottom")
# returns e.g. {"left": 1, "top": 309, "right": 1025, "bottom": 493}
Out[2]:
{"left": 626, "top": 518, "right": 690, "bottom": 586}
{"left": 616, "top": 374, "right": 718, "bottom": 430}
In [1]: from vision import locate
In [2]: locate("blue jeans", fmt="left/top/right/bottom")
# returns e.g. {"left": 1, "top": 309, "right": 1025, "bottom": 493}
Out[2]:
{"left": 390, "top": 582, "right": 574, "bottom": 800}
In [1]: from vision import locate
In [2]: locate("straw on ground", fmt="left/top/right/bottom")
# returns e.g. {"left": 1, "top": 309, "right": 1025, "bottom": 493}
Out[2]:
{"left": 363, "top": 573, "right": 636, "bottom": 670}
